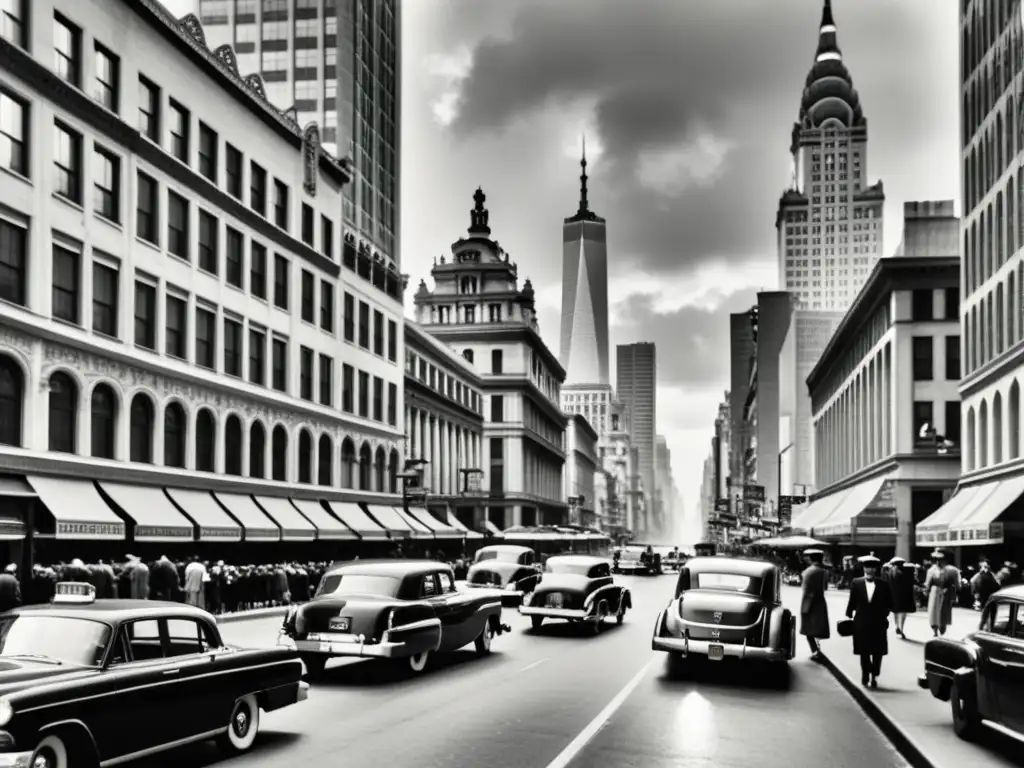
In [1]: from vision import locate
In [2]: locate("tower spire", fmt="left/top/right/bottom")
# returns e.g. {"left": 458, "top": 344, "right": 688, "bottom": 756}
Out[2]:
{"left": 816, "top": 0, "right": 841, "bottom": 61}
{"left": 579, "top": 134, "right": 589, "bottom": 214}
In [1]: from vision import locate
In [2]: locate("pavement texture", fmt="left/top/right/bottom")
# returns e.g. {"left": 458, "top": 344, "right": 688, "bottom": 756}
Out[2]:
{"left": 788, "top": 585, "right": 1023, "bottom": 768}
{"left": 144, "top": 576, "right": 909, "bottom": 768}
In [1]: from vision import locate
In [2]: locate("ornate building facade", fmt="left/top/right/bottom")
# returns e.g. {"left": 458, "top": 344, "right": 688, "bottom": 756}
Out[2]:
{"left": 565, "top": 414, "right": 598, "bottom": 526}
{"left": 413, "top": 190, "right": 569, "bottom": 529}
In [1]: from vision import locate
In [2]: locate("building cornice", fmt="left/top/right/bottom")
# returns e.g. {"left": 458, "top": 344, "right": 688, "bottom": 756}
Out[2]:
{"left": 424, "top": 324, "right": 566, "bottom": 382}
{"left": 404, "top": 378, "right": 484, "bottom": 429}
{"left": 568, "top": 413, "right": 599, "bottom": 442}
{"left": 405, "top": 321, "right": 482, "bottom": 387}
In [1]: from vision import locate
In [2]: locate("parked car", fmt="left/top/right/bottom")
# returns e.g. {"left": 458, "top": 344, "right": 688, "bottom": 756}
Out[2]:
{"left": 919, "top": 585, "right": 1024, "bottom": 741}
{"left": 613, "top": 546, "right": 661, "bottom": 575}
{"left": 0, "top": 582, "right": 307, "bottom": 768}
{"left": 464, "top": 545, "right": 542, "bottom": 607}
{"left": 652, "top": 556, "right": 795, "bottom": 669}
{"left": 519, "top": 555, "right": 630, "bottom": 634}
{"left": 279, "top": 560, "right": 509, "bottom": 678}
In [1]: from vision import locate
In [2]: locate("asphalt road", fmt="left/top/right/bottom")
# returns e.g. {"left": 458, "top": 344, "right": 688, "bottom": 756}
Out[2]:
{"left": 143, "top": 576, "right": 908, "bottom": 768}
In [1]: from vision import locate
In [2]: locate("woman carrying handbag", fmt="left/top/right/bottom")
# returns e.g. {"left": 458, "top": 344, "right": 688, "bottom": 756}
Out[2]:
{"left": 841, "top": 554, "right": 893, "bottom": 689}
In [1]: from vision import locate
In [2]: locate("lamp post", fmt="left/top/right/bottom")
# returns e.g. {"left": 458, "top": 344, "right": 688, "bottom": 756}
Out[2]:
{"left": 778, "top": 441, "right": 795, "bottom": 511}
{"left": 397, "top": 458, "right": 430, "bottom": 511}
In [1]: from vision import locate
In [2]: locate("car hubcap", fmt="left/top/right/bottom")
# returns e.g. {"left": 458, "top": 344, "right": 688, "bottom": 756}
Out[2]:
{"left": 32, "top": 753, "right": 53, "bottom": 768}
{"left": 233, "top": 707, "right": 249, "bottom": 737}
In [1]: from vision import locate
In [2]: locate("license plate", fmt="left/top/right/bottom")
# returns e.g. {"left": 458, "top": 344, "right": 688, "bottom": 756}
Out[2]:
{"left": 547, "top": 594, "right": 563, "bottom": 608}
{"left": 318, "top": 642, "right": 331, "bottom": 652}
{"left": 708, "top": 644, "right": 724, "bottom": 661}
{"left": 329, "top": 617, "right": 351, "bottom": 632}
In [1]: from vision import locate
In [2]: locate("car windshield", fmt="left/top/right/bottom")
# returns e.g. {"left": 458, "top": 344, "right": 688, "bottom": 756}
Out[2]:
{"left": 0, "top": 616, "right": 111, "bottom": 667}
{"left": 316, "top": 574, "right": 400, "bottom": 598}
{"left": 475, "top": 550, "right": 521, "bottom": 564}
{"left": 694, "top": 573, "right": 759, "bottom": 593}
{"left": 545, "top": 561, "right": 596, "bottom": 576}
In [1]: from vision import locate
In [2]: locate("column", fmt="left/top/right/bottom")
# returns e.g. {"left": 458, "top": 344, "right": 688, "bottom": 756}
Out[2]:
{"left": 431, "top": 416, "right": 441, "bottom": 492}
{"left": 448, "top": 422, "right": 456, "bottom": 493}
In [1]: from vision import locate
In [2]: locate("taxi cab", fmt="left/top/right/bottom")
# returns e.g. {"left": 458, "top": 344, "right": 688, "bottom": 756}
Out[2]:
{"left": 0, "top": 582, "right": 307, "bottom": 768}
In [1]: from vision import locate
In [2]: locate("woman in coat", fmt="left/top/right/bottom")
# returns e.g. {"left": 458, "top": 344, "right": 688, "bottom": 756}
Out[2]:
{"left": 800, "top": 549, "right": 830, "bottom": 660}
{"left": 925, "top": 550, "right": 956, "bottom": 636}
{"left": 845, "top": 554, "right": 893, "bottom": 689}
{"left": 887, "top": 557, "right": 916, "bottom": 638}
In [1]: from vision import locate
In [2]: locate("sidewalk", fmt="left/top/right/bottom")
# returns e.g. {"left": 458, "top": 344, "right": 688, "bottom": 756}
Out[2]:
{"left": 218, "top": 605, "right": 288, "bottom": 624}
{"left": 782, "top": 586, "right": 1019, "bottom": 768}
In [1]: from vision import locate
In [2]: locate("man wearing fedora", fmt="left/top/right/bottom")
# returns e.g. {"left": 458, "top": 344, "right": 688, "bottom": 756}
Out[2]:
{"left": 844, "top": 554, "right": 893, "bottom": 689}
{"left": 924, "top": 549, "right": 958, "bottom": 636}
{"left": 800, "top": 548, "right": 830, "bottom": 660}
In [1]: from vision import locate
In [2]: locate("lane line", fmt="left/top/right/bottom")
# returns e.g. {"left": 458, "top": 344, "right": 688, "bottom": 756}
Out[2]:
{"left": 543, "top": 656, "right": 655, "bottom": 768}
{"left": 520, "top": 658, "right": 549, "bottom": 673}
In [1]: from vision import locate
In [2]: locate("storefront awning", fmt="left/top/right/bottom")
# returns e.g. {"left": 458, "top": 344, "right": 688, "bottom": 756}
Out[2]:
{"left": 790, "top": 486, "right": 855, "bottom": 533}
{"left": 323, "top": 502, "right": 388, "bottom": 540}
{"left": 213, "top": 493, "right": 280, "bottom": 541}
{"left": 408, "top": 508, "right": 462, "bottom": 539}
{"left": 0, "top": 476, "right": 35, "bottom": 498}
{"left": 946, "top": 475, "right": 1024, "bottom": 546}
{"left": 289, "top": 499, "right": 356, "bottom": 540}
{"left": 26, "top": 476, "right": 124, "bottom": 540}
{"left": 915, "top": 485, "right": 990, "bottom": 547}
{"left": 394, "top": 507, "right": 433, "bottom": 538}
{"left": 443, "top": 510, "right": 484, "bottom": 539}
{"left": 254, "top": 497, "right": 316, "bottom": 540}
{"left": 813, "top": 475, "right": 891, "bottom": 540}
{"left": 98, "top": 483, "right": 195, "bottom": 543}
{"left": 484, "top": 519, "right": 504, "bottom": 538}
{"left": 365, "top": 505, "right": 414, "bottom": 538}
{"left": 164, "top": 489, "right": 242, "bottom": 542}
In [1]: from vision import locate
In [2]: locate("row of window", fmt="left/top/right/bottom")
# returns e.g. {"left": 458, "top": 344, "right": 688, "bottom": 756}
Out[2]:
{"left": 961, "top": 0, "right": 1020, "bottom": 152}
{"left": 404, "top": 349, "right": 481, "bottom": 414}
{"left": 911, "top": 336, "right": 962, "bottom": 382}
{"left": 964, "top": 380, "right": 1024, "bottom": 472}
{"left": 963, "top": 263, "right": 1024, "bottom": 375}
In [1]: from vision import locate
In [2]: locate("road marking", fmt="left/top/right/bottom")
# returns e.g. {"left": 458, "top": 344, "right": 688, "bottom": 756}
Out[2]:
{"left": 543, "top": 657, "right": 654, "bottom": 768}
{"left": 520, "top": 658, "right": 548, "bottom": 673}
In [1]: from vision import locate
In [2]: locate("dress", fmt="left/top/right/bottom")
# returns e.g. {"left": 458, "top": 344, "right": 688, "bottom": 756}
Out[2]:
{"left": 925, "top": 565, "right": 954, "bottom": 628}
{"left": 890, "top": 566, "right": 916, "bottom": 614}
{"left": 799, "top": 564, "right": 830, "bottom": 638}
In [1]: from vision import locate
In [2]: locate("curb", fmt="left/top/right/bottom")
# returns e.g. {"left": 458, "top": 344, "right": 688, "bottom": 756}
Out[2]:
{"left": 218, "top": 607, "right": 289, "bottom": 624}
{"left": 817, "top": 649, "right": 940, "bottom": 768}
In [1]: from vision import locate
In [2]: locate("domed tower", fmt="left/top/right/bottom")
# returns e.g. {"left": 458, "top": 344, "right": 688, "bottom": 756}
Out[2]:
{"left": 775, "top": 0, "right": 885, "bottom": 314}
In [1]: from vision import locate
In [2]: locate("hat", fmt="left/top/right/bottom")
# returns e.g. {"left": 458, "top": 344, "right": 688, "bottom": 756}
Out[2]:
{"left": 3, "top": 564, "right": 15, "bottom": 574}
{"left": 887, "top": 556, "right": 906, "bottom": 565}
{"left": 931, "top": 549, "right": 946, "bottom": 559}
{"left": 858, "top": 555, "right": 881, "bottom": 567}
{"left": 803, "top": 548, "right": 824, "bottom": 556}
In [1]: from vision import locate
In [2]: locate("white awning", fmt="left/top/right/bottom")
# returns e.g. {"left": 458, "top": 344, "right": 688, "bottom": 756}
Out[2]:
{"left": 213, "top": 493, "right": 280, "bottom": 541}
{"left": 254, "top": 497, "right": 316, "bottom": 540}
{"left": 948, "top": 475, "right": 1024, "bottom": 546}
{"left": 408, "top": 508, "right": 462, "bottom": 539}
{"left": 791, "top": 487, "right": 855, "bottom": 532}
{"left": 444, "top": 510, "right": 484, "bottom": 539}
{"left": 915, "top": 483, "right": 999, "bottom": 547}
{"left": 27, "top": 476, "right": 124, "bottom": 540}
{"left": 813, "top": 475, "right": 891, "bottom": 540}
{"left": 323, "top": 502, "right": 388, "bottom": 540}
{"left": 164, "top": 489, "right": 242, "bottom": 542}
{"left": 98, "top": 483, "right": 195, "bottom": 543}
{"left": 290, "top": 499, "right": 357, "bottom": 540}
{"left": 394, "top": 507, "right": 433, "bottom": 538}
{"left": 484, "top": 519, "right": 504, "bottom": 537}
{"left": 366, "top": 505, "right": 414, "bottom": 538}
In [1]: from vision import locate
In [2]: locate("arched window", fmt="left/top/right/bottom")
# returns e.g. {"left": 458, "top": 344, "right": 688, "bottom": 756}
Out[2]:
{"left": 250, "top": 422, "right": 266, "bottom": 478}
{"left": 0, "top": 356, "right": 22, "bottom": 447}
{"left": 272, "top": 425, "right": 288, "bottom": 481}
{"left": 994, "top": 392, "right": 1004, "bottom": 464}
{"left": 374, "top": 446, "right": 386, "bottom": 491}
{"left": 463, "top": 349, "right": 473, "bottom": 363}
{"left": 1010, "top": 381, "right": 1021, "bottom": 461}
{"left": 358, "top": 443, "right": 372, "bottom": 490}
{"left": 298, "top": 429, "right": 313, "bottom": 483}
{"left": 388, "top": 449, "right": 399, "bottom": 494}
{"left": 48, "top": 372, "right": 77, "bottom": 453}
{"left": 224, "top": 415, "right": 243, "bottom": 475}
{"left": 195, "top": 409, "right": 216, "bottom": 472}
{"left": 129, "top": 394, "right": 154, "bottom": 463}
{"left": 966, "top": 406, "right": 976, "bottom": 472}
{"left": 980, "top": 400, "right": 990, "bottom": 468}
{"left": 341, "top": 438, "right": 356, "bottom": 488}
{"left": 163, "top": 402, "right": 187, "bottom": 468}
{"left": 318, "top": 435, "right": 333, "bottom": 486}
{"left": 90, "top": 384, "right": 117, "bottom": 459}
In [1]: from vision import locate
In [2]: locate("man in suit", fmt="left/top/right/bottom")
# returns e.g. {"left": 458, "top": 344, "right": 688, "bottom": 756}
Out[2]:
{"left": 800, "top": 549, "right": 830, "bottom": 660}
{"left": 0, "top": 564, "right": 21, "bottom": 613}
{"left": 845, "top": 554, "right": 893, "bottom": 689}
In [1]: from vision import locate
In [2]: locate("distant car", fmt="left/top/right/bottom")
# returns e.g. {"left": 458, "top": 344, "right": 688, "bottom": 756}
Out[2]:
{"left": 613, "top": 546, "right": 661, "bottom": 575}
{"left": 280, "top": 560, "right": 509, "bottom": 678}
{"left": 464, "top": 545, "right": 542, "bottom": 607}
{"left": 919, "top": 586, "right": 1024, "bottom": 741}
{"left": 659, "top": 548, "right": 683, "bottom": 571}
{"left": 652, "top": 556, "right": 796, "bottom": 667}
{"left": 519, "top": 555, "right": 631, "bottom": 634}
{"left": 0, "top": 582, "right": 307, "bottom": 768}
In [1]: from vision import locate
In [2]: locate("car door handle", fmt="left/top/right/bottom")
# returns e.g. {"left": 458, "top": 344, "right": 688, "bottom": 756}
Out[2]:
{"left": 162, "top": 668, "right": 181, "bottom": 676}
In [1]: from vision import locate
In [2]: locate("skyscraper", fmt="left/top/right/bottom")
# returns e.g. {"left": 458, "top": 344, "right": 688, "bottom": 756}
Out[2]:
{"left": 560, "top": 141, "right": 610, "bottom": 386}
{"left": 776, "top": 0, "right": 884, "bottom": 312}
{"left": 617, "top": 343, "right": 656, "bottom": 533}
{"left": 197, "top": 0, "right": 401, "bottom": 263}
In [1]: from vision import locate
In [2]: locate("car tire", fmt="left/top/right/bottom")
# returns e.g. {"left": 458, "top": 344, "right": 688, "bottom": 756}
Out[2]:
{"left": 591, "top": 602, "right": 608, "bottom": 635}
{"left": 531, "top": 616, "right": 543, "bottom": 631}
{"left": 216, "top": 694, "right": 260, "bottom": 755}
{"left": 616, "top": 603, "right": 626, "bottom": 625}
{"left": 951, "top": 682, "right": 982, "bottom": 741}
{"left": 408, "top": 650, "right": 431, "bottom": 674}
{"left": 301, "top": 654, "right": 327, "bottom": 681}
{"left": 475, "top": 623, "right": 492, "bottom": 655}
{"left": 30, "top": 735, "right": 68, "bottom": 768}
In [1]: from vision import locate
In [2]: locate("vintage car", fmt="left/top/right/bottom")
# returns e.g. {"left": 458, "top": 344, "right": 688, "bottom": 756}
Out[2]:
{"left": 519, "top": 555, "right": 631, "bottom": 634}
{"left": 279, "top": 560, "right": 510, "bottom": 678}
{"left": 652, "top": 556, "right": 796, "bottom": 666}
{"left": 464, "top": 545, "right": 542, "bottom": 607}
{"left": 918, "top": 585, "right": 1024, "bottom": 741}
{"left": 659, "top": 548, "right": 683, "bottom": 572}
{"left": 0, "top": 582, "right": 307, "bottom": 768}
{"left": 613, "top": 546, "right": 661, "bottom": 575}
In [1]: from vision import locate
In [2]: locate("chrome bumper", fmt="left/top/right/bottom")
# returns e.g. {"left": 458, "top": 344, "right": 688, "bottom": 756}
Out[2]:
{"left": 519, "top": 606, "right": 590, "bottom": 620}
{"left": 297, "top": 680, "right": 309, "bottom": 702}
{"left": 0, "top": 752, "right": 32, "bottom": 768}
{"left": 652, "top": 634, "right": 788, "bottom": 662}
{"left": 280, "top": 632, "right": 412, "bottom": 659}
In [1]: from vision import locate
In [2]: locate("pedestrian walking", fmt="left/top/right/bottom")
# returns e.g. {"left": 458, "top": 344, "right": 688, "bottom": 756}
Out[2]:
{"left": 184, "top": 556, "right": 207, "bottom": 609}
{"left": 887, "top": 556, "right": 915, "bottom": 638}
{"left": 844, "top": 554, "right": 893, "bottom": 689}
{"left": 799, "top": 548, "right": 830, "bottom": 660}
{"left": 0, "top": 564, "right": 22, "bottom": 613}
{"left": 971, "top": 558, "right": 1000, "bottom": 609}
{"left": 925, "top": 549, "right": 957, "bottom": 636}
{"left": 126, "top": 555, "right": 150, "bottom": 600}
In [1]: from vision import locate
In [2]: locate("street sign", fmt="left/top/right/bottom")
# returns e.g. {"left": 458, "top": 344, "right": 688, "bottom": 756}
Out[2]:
{"left": 743, "top": 484, "right": 765, "bottom": 502}
{"left": 715, "top": 498, "right": 730, "bottom": 512}
{"left": 779, "top": 495, "right": 807, "bottom": 505}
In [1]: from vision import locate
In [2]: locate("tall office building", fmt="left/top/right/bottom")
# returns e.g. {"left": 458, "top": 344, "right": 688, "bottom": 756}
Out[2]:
{"left": 560, "top": 143, "right": 610, "bottom": 386}
{"left": 616, "top": 343, "right": 656, "bottom": 533}
{"left": 776, "top": 0, "right": 884, "bottom": 312}
{"left": 197, "top": 0, "right": 401, "bottom": 262}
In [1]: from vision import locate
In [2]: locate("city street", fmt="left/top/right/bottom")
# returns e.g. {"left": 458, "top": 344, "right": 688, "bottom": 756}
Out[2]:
{"left": 143, "top": 576, "right": 907, "bottom": 768}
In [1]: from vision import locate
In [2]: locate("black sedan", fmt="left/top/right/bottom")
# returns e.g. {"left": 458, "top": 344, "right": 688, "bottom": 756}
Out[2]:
{"left": 0, "top": 582, "right": 307, "bottom": 768}
{"left": 919, "top": 585, "right": 1024, "bottom": 741}
{"left": 519, "top": 555, "right": 630, "bottom": 634}
{"left": 280, "top": 560, "right": 509, "bottom": 677}
{"left": 464, "top": 545, "right": 542, "bottom": 606}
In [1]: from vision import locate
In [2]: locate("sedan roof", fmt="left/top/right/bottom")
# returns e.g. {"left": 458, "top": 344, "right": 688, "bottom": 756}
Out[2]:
{"left": 328, "top": 559, "right": 450, "bottom": 578}
{"left": 685, "top": 556, "right": 775, "bottom": 577}
{"left": 6, "top": 600, "right": 211, "bottom": 624}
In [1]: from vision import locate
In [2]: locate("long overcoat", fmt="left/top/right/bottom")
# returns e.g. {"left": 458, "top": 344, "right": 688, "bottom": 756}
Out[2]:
{"left": 889, "top": 565, "right": 917, "bottom": 614}
{"left": 799, "top": 563, "right": 830, "bottom": 638}
{"left": 845, "top": 576, "right": 893, "bottom": 656}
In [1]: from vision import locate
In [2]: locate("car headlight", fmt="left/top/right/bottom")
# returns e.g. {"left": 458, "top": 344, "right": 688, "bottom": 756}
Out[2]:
{"left": 505, "top": 582, "right": 517, "bottom": 590}
{"left": 0, "top": 698, "right": 13, "bottom": 727}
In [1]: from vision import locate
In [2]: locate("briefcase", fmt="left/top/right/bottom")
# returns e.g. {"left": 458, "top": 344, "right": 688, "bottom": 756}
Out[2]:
{"left": 837, "top": 619, "right": 854, "bottom": 637}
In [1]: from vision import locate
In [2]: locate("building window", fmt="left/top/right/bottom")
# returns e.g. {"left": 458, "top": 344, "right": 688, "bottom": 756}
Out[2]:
{"left": 92, "top": 43, "right": 119, "bottom": 112}
{"left": 249, "top": 327, "right": 265, "bottom": 385}
{"left": 489, "top": 437, "right": 504, "bottom": 494}
{"left": 0, "top": 220, "right": 27, "bottom": 304}
{"left": 224, "top": 317, "right": 242, "bottom": 376}
{"left": 198, "top": 122, "right": 217, "bottom": 182}
{"left": 273, "top": 179, "right": 288, "bottom": 229}
{"left": 945, "top": 335, "right": 961, "bottom": 380}
{"left": 912, "top": 337, "right": 933, "bottom": 381}
{"left": 911, "top": 290, "right": 933, "bottom": 321}
{"left": 945, "top": 401, "right": 961, "bottom": 445}
{"left": 250, "top": 161, "right": 266, "bottom": 215}
{"left": 301, "top": 204, "right": 314, "bottom": 246}
{"left": 342, "top": 364, "right": 354, "bottom": 412}
{"left": 385, "top": 320, "right": 396, "bottom": 362}
{"left": 250, "top": 242, "right": 267, "bottom": 298}
{"left": 321, "top": 215, "right": 334, "bottom": 258}
{"left": 373, "top": 376, "right": 383, "bottom": 421}
{"left": 169, "top": 100, "right": 189, "bottom": 163}
{"left": 492, "top": 349, "right": 503, "bottom": 374}
{"left": 136, "top": 172, "right": 158, "bottom": 244}
{"left": 138, "top": 76, "right": 160, "bottom": 141}
{"left": 944, "top": 287, "right": 959, "bottom": 320}
{"left": 370, "top": 310, "right": 384, "bottom": 355}
{"left": 129, "top": 395, "right": 154, "bottom": 464}
{"left": 48, "top": 372, "right": 77, "bottom": 453}
{"left": 164, "top": 402, "right": 186, "bottom": 468}
{"left": 53, "top": 14, "right": 81, "bottom": 87}
{"left": 89, "top": 384, "right": 116, "bottom": 459}
{"left": 913, "top": 400, "right": 934, "bottom": 445}
{"left": 299, "top": 346, "right": 313, "bottom": 400}
{"left": 133, "top": 281, "right": 156, "bottom": 350}
{"left": 319, "top": 354, "right": 333, "bottom": 406}
{"left": 195, "top": 306, "right": 216, "bottom": 369}
{"left": 301, "top": 270, "right": 314, "bottom": 322}
{"left": 358, "top": 371, "right": 369, "bottom": 418}
{"left": 387, "top": 382, "right": 397, "bottom": 426}
{"left": 358, "top": 301, "right": 369, "bottom": 348}
{"left": 463, "top": 349, "right": 474, "bottom": 364}
{"left": 52, "top": 245, "right": 79, "bottom": 324}
{"left": 167, "top": 192, "right": 189, "bottom": 259}
{"left": 320, "top": 282, "right": 334, "bottom": 332}
{"left": 225, "top": 227, "right": 243, "bottom": 287}
{"left": 195, "top": 410, "right": 215, "bottom": 472}
{"left": 273, "top": 254, "right": 289, "bottom": 309}
{"left": 250, "top": 422, "right": 265, "bottom": 478}
{"left": 196, "top": 210, "right": 218, "bottom": 272}
{"left": 224, "top": 416, "right": 242, "bottom": 473}
{"left": 491, "top": 395, "right": 504, "bottom": 422}
{"left": 343, "top": 293, "right": 355, "bottom": 341}
{"left": 93, "top": 146, "right": 119, "bottom": 223}
{"left": 166, "top": 294, "right": 187, "bottom": 359}
{"left": 272, "top": 426, "right": 287, "bottom": 481}
{"left": 0, "top": 1, "right": 25, "bottom": 48}
{"left": 272, "top": 337, "right": 287, "bottom": 391}
{"left": 92, "top": 262, "right": 118, "bottom": 338}
{"left": 0, "top": 90, "right": 27, "bottom": 177}
{"left": 53, "top": 122, "right": 82, "bottom": 204}
{"left": 225, "top": 143, "right": 242, "bottom": 198}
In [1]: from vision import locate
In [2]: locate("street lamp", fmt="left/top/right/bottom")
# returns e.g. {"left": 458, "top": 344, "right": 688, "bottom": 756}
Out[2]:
{"left": 398, "top": 458, "right": 430, "bottom": 510}
{"left": 777, "top": 442, "right": 795, "bottom": 509}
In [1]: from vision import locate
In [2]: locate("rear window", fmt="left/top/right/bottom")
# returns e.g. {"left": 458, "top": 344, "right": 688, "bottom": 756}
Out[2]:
{"left": 316, "top": 574, "right": 400, "bottom": 597}
{"left": 694, "top": 573, "right": 759, "bottom": 593}
{"left": 470, "top": 569, "right": 504, "bottom": 586}
{"left": 475, "top": 550, "right": 521, "bottom": 564}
